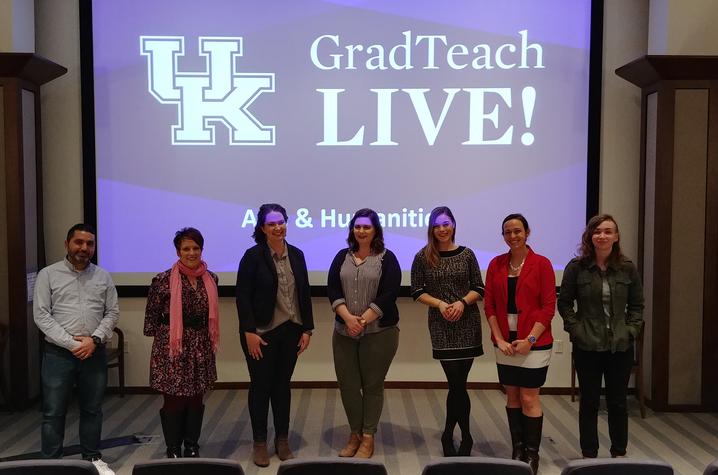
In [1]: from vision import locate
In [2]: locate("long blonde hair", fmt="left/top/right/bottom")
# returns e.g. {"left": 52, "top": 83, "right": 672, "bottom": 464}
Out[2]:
{"left": 423, "top": 206, "right": 456, "bottom": 268}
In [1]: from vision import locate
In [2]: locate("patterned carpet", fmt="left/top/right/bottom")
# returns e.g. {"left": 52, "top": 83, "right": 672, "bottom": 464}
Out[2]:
{"left": 1, "top": 389, "right": 716, "bottom": 475}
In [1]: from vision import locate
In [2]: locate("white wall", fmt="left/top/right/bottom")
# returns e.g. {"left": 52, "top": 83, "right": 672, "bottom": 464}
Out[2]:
{"left": 649, "top": 0, "right": 718, "bottom": 54}
{"left": 32, "top": 0, "right": 648, "bottom": 386}
{"left": 600, "top": 0, "right": 649, "bottom": 261}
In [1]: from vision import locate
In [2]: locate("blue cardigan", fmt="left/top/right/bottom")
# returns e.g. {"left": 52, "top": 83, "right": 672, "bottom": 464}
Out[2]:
{"left": 327, "top": 248, "right": 401, "bottom": 327}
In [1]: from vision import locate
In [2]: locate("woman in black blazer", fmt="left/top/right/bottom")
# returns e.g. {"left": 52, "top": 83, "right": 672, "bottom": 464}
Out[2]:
{"left": 236, "top": 203, "right": 314, "bottom": 467}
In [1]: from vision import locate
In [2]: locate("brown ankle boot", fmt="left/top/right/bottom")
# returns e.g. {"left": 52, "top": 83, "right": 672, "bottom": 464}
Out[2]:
{"left": 275, "top": 437, "right": 294, "bottom": 461}
{"left": 354, "top": 434, "right": 374, "bottom": 458}
{"left": 252, "top": 441, "right": 270, "bottom": 467}
{"left": 338, "top": 433, "right": 361, "bottom": 457}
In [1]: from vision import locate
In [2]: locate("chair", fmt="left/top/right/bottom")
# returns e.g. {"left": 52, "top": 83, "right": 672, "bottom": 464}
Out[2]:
{"left": 560, "top": 458, "right": 673, "bottom": 475}
{"left": 0, "top": 459, "right": 99, "bottom": 474}
{"left": 106, "top": 327, "right": 125, "bottom": 397}
{"left": 570, "top": 327, "right": 646, "bottom": 418}
{"left": 421, "top": 457, "right": 532, "bottom": 475}
{"left": 704, "top": 459, "right": 718, "bottom": 475}
{"left": 132, "top": 458, "right": 243, "bottom": 475}
{"left": 277, "top": 457, "right": 387, "bottom": 475}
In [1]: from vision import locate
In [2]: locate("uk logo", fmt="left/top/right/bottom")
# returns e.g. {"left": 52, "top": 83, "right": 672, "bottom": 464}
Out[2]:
{"left": 140, "top": 36, "right": 275, "bottom": 145}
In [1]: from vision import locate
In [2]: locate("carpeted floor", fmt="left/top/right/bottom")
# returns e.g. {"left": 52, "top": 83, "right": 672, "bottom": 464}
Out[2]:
{"left": 1, "top": 389, "right": 716, "bottom": 475}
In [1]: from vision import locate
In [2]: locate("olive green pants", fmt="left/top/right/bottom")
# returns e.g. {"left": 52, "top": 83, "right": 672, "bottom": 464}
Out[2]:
{"left": 332, "top": 327, "right": 399, "bottom": 435}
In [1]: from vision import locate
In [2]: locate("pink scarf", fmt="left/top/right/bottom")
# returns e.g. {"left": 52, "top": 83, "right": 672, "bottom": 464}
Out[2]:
{"left": 169, "top": 260, "right": 219, "bottom": 358}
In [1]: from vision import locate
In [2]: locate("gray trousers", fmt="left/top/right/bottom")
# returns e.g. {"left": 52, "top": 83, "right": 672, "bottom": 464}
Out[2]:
{"left": 332, "top": 327, "right": 399, "bottom": 435}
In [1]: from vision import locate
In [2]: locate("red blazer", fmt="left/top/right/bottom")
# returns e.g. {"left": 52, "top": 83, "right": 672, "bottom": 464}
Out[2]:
{"left": 484, "top": 248, "right": 556, "bottom": 347}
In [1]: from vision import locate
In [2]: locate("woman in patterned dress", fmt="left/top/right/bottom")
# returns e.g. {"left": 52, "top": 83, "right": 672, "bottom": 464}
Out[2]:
{"left": 484, "top": 214, "right": 555, "bottom": 474}
{"left": 144, "top": 227, "right": 219, "bottom": 458}
{"left": 410, "top": 206, "right": 484, "bottom": 456}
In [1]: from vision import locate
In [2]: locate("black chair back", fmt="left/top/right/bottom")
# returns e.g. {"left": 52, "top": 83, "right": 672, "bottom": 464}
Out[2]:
{"left": 422, "top": 456, "right": 533, "bottom": 475}
{"left": 277, "top": 457, "right": 387, "bottom": 475}
{"left": 561, "top": 458, "right": 673, "bottom": 475}
{"left": 0, "top": 459, "right": 99, "bottom": 474}
{"left": 132, "top": 458, "right": 244, "bottom": 475}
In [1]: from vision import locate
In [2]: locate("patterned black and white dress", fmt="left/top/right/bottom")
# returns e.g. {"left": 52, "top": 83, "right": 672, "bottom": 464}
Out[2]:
{"left": 410, "top": 247, "right": 484, "bottom": 360}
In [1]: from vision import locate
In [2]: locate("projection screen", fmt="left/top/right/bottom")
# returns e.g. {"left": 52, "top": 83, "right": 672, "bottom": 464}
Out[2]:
{"left": 83, "top": 0, "right": 599, "bottom": 286}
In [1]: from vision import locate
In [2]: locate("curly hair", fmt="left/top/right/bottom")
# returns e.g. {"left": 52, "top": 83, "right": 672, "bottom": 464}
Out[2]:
{"left": 578, "top": 214, "right": 623, "bottom": 264}
{"left": 252, "top": 203, "right": 289, "bottom": 244}
{"left": 346, "top": 208, "right": 385, "bottom": 254}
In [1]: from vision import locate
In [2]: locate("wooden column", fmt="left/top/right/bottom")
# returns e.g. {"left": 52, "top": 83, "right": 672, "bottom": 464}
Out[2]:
{"left": 0, "top": 53, "right": 66, "bottom": 410}
{"left": 617, "top": 56, "right": 718, "bottom": 412}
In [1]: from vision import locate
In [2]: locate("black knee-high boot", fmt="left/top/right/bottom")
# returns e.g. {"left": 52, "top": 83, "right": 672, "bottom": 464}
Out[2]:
{"left": 183, "top": 405, "right": 204, "bottom": 457}
{"left": 160, "top": 409, "right": 184, "bottom": 458}
{"left": 523, "top": 414, "right": 543, "bottom": 475}
{"left": 506, "top": 407, "right": 526, "bottom": 461}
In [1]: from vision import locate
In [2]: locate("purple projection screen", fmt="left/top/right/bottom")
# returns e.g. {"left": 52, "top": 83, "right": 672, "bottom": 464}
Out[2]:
{"left": 88, "top": 0, "right": 595, "bottom": 285}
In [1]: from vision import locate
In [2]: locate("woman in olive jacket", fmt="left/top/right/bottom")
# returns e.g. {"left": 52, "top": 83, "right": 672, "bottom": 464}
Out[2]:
{"left": 558, "top": 214, "right": 644, "bottom": 459}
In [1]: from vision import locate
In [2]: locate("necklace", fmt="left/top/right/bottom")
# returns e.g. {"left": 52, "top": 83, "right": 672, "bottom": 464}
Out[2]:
{"left": 509, "top": 256, "right": 525, "bottom": 272}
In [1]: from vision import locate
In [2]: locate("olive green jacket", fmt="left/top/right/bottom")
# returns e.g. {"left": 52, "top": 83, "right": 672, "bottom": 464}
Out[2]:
{"left": 557, "top": 257, "right": 644, "bottom": 353}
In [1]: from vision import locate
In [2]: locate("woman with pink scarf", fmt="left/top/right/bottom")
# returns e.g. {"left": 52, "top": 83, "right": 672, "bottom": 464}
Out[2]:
{"left": 144, "top": 227, "right": 220, "bottom": 458}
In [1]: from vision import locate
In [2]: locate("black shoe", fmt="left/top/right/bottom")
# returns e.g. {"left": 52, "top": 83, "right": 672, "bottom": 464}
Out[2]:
{"left": 457, "top": 434, "right": 473, "bottom": 456}
{"left": 183, "top": 443, "right": 199, "bottom": 458}
{"left": 441, "top": 431, "right": 457, "bottom": 457}
{"left": 182, "top": 405, "right": 204, "bottom": 458}
{"left": 166, "top": 446, "right": 182, "bottom": 458}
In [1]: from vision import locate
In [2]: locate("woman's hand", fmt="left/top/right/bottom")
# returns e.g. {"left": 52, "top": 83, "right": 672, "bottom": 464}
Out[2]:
{"left": 511, "top": 339, "right": 532, "bottom": 355}
{"left": 449, "top": 300, "right": 466, "bottom": 320}
{"left": 497, "top": 339, "right": 514, "bottom": 356}
{"left": 344, "top": 315, "right": 365, "bottom": 337}
{"left": 297, "top": 332, "right": 311, "bottom": 355}
{"left": 245, "top": 332, "right": 268, "bottom": 360}
{"left": 438, "top": 301, "right": 457, "bottom": 321}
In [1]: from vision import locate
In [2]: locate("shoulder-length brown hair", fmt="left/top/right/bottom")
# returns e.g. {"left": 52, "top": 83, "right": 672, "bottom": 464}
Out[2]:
{"left": 423, "top": 206, "right": 456, "bottom": 268}
{"left": 346, "top": 208, "right": 385, "bottom": 253}
{"left": 578, "top": 214, "right": 624, "bottom": 264}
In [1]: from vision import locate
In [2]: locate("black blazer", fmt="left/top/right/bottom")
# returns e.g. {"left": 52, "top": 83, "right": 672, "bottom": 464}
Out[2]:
{"left": 236, "top": 242, "right": 314, "bottom": 333}
{"left": 327, "top": 248, "right": 401, "bottom": 327}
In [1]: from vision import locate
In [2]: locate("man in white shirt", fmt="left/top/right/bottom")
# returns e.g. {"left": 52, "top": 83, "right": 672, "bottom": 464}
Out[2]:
{"left": 33, "top": 224, "right": 119, "bottom": 475}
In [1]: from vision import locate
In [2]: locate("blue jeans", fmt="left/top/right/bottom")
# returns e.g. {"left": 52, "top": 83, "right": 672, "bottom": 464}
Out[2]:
{"left": 41, "top": 344, "right": 107, "bottom": 459}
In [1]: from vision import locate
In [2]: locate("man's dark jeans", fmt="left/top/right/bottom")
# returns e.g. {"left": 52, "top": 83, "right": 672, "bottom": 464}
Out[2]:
{"left": 41, "top": 344, "right": 107, "bottom": 459}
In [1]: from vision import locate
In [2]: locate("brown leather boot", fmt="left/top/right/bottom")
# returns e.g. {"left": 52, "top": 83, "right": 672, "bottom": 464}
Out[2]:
{"left": 252, "top": 441, "right": 270, "bottom": 467}
{"left": 275, "top": 437, "right": 294, "bottom": 461}
{"left": 338, "top": 433, "right": 361, "bottom": 457}
{"left": 354, "top": 434, "right": 374, "bottom": 458}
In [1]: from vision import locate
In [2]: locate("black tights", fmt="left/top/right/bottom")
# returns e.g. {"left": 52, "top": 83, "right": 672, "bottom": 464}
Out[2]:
{"left": 440, "top": 359, "right": 473, "bottom": 437}
{"left": 162, "top": 394, "right": 203, "bottom": 413}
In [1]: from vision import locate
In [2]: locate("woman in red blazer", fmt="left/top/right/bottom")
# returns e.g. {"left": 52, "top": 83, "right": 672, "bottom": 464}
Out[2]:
{"left": 484, "top": 213, "right": 555, "bottom": 475}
